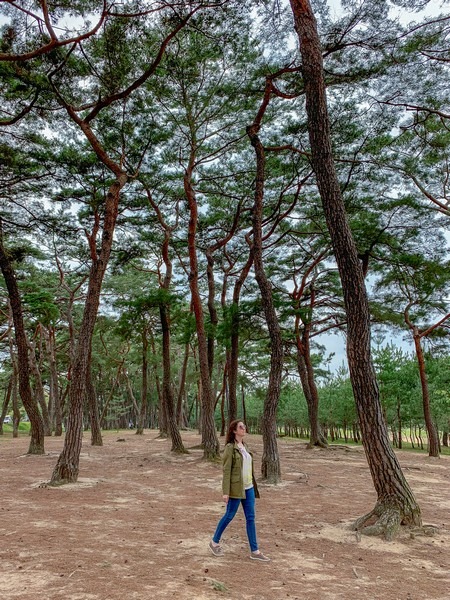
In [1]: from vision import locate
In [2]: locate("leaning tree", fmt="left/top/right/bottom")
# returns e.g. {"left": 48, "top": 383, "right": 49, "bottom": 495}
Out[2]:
{"left": 287, "top": 0, "right": 422, "bottom": 537}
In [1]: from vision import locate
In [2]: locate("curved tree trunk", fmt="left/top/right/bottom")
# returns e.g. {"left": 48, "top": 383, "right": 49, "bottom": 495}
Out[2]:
{"left": 146, "top": 188, "right": 186, "bottom": 451}
{"left": 228, "top": 251, "right": 253, "bottom": 425}
{"left": 28, "top": 338, "right": 51, "bottom": 436}
{"left": 397, "top": 399, "right": 403, "bottom": 450}
{"left": 147, "top": 327, "right": 165, "bottom": 436}
{"left": 247, "top": 125, "right": 283, "bottom": 483}
{"left": 48, "top": 12, "right": 195, "bottom": 474}
{"left": 176, "top": 340, "right": 190, "bottom": 427}
{"left": 136, "top": 327, "right": 149, "bottom": 435}
{"left": 0, "top": 233, "right": 45, "bottom": 454}
{"left": 86, "top": 361, "right": 103, "bottom": 446}
{"left": 296, "top": 341, "right": 327, "bottom": 448}
{"left": 50, "top": 174, "right": 127, "bottom": 484}
{"left": 159, "top": 247, "right": 186, "bottom": 453}
{"left": 412, "top": 331, "right": 439, "bottom": 457}
{"left": 46, "top": 325, "right": 63, "bottom": 436}
{"left": 184, "top": 154, "right": 219, "bottom": 459}
{"left": 7, "top": 331, "right": 21, "bottom": 439}
{"left": 99, "top": 357, "right": 125, "bottom": 427}
{"left": 206, "top": 251, "right": 218, "bottom": 378}
{"left": 0, "top": 375, "right": 13, "bottom": 435}
{"left": 11, "top": 365, "right": 20, "bottom": 438}
{"left": 294, "top": 279, "right": 327, "bottom": 447}
{"left": 160, "top": 303, "right": 187, "bottom": 453}
{"left": 289, "top": 0, "right": 421, "bottom": 537}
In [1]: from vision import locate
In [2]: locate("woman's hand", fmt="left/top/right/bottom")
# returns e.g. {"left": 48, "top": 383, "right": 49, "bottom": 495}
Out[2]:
{"left": 222, "top": 495, "right": 229, "bottom": 504}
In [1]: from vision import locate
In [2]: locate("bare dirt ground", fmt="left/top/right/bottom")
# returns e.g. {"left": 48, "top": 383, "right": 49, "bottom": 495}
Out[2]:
{"left": 0, "top": 430, "right": 448, "bottom": 600}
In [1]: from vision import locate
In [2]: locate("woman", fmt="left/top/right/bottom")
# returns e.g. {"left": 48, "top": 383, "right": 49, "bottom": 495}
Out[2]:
{"left": 209, "top": 420, "right": 270, "bottom": 562}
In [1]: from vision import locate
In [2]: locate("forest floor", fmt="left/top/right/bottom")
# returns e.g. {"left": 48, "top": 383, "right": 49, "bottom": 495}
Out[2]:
{"left": 0, "top": 429, "right": 449, "bottom": 600}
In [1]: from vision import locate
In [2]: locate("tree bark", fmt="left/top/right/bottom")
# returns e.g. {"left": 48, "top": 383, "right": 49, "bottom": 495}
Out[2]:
{"left": 289, "top": 0, "right": 421, "bottom": 537}
{"left": 50, "top": 174, "right": 127, "bottom": 484}
{"left": 206, "top": 250, "right": 218, "bottom": 378}
{"left": 146, "top": 188, "right": 186, "bottom": 451}
{"left": 412, "top": 330, "right": 439, "bottom": 457}
{"left": 11, "top": 365, "right": 20, "bottom": 438}
{"left": 45, "top": 324, "right": 63, "bottom": 436}
{"left": 176, "top": 340, "right": 190, "bottom": 427}
{"left": 86, "top": 361, "right": 103, "bottom": 446}
{"left": 204, "top": 213, "right": 241, "bottom": 384}
{"left": 0, "top": 375, "right": 13, "bottom": 435}
{"left": 397, "top": 399, "right": 403, "bottom": 450}
{"left": 292, "top": 269, "right": 328, "bottom": 447}
{"left": 147, "top": 327, "right": 165, "bottom": 435}
{"left": 136, "top": 327, "right": 149, "bottom": 435}
{"left": 160, "top": 303, "right": 187, "bottom": 453}
{"left": 99, "top": 357, "right": 125, "bottom": 427}
{"left": 296, "top": 338, "right": 327, "bottom": 448}
{"left": 28, "top": 337, "right": 51, "bottom": 436}
{"left": 246, "top": 124, "right": 283, "bottom": 483}
{"left": 0, "top": 233, "right": 45, "bottom": 454}
{"left": 184, "top": 153, "right": 219, "bottom": 459}
{"left": 159, "top": 237, "right": 187, "bottom": 452}
{"left": 228, "top": 251, "right": 253, "bottom": 424}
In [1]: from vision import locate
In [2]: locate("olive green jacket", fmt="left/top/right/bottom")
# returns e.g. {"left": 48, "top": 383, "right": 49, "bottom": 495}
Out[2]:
{"left": 222, "top": 441, "right": 260, "bottom": 499}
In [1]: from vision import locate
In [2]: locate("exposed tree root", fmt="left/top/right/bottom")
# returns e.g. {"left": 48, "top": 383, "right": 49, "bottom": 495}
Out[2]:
{"left": 352, "top": 506, "right": 401, "bottom": 541}
{"left": 171, "top": 446, "right": 190, "bottom": 455}
{"left": 188, "top": 444, "right": 204, "bottom": 450}
{"left": 46, "top": 478, "right": 73, "bottom": 487}
{"left": 351, "top": 501, "right": 426, "bottom": 541}
{"left": 409, "top": 525, "right": 439, "bottom": 538}
{"left": 306, "top": 438, "right": 328, "bottom": 449}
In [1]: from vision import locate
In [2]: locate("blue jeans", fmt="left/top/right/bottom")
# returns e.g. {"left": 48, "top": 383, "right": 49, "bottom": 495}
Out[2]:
{"left": 212, "top": 486, "right": 258, "bottom": 552}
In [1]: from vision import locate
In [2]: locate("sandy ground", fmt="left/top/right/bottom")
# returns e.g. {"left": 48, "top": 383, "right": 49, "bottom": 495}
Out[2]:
{"left": 0, "top": 430, "right": 448, "bottom": 600}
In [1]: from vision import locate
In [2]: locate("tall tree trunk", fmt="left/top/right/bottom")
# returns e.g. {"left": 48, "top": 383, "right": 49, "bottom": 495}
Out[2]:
{"left": 289, "top": 0, "right": 421, "bottom": 537}
{"left": 241, "top": 383, "right": 247, "bottom": 424}
{"left": 160, "top": 303, "right": 187, "bottom": 453}
{"left": 28, "top": 338, "right": 51, "bottom": 436}
{"left": 206, "top": 202, "right": 241, "bottom": 401}
{"left": 228, "top": 251, "right": 253, "bottom": 424}
{"left": 146, "top": 189, "right": 186, "bottom": 451}
{"left": 176, "top": 340, "right": 190, "bottom": 427}
{"left": 443, "top": 427, "right": 449, "bottom": 447}
{"left": 296, "top": 341, "right": 327, "bottom": 447}
{"left": 0, "top": 234, "right": 45, "bottom": 453}
{"left": 206, "top": 251, "right": 218, "bottom": 378}
{"left": 86, "top": 361, "right": 103, "bottom": 446}
{"left": 247, "top": 125, "right": 283, "bottom": 483}
{"left": 0, "top": 375, "right": 13, "bottom": 435}
{"left": 412, "top": 330, "right": 439, "bottom": 457}
{"left": 45, "top": 324, "right": 63, "bottom": 436}
{"left": 221, "top": 350, "right": 230, "bottom": 435}
{"left": 50, "top": 174, "right": 127, "bottom": 484}
{"left": 124, "top": 369, "right": 141, "bottom": 418}
{"left": 397, "top": 399, "right": 403, "bottom": 450}
{"left": 184, "top": 155, "right": 219, "bottom": 459}
{"left": 148, "top": 327, "right": 165, "bottom": 435}
{"left": 11, "top": 365, "right": 20, "bottom": 438}
{"left": 293, "top": 275, "right": 328, "bottom": 447}
{"left": 160, "top": 282, "right": 187, "bottom": 452}
{"left": 136, "top": 327, "right": 149, "bottom": 435}
{"left": 99, "top": 357, "right": 125, "bottom": 427}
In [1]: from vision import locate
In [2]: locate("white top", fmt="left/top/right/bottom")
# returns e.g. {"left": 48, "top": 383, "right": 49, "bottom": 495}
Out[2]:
{"left": 239, "top": 446, "right": 253, "bottom": 489}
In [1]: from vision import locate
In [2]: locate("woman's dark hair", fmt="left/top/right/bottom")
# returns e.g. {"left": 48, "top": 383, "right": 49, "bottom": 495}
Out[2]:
{"left": 225, "top": 420, "right": 245, "bottom": 445}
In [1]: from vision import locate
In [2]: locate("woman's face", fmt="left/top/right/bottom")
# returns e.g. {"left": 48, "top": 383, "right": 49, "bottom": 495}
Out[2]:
{"left": 234, "top": 422, "right": 246, "bottom": 436}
